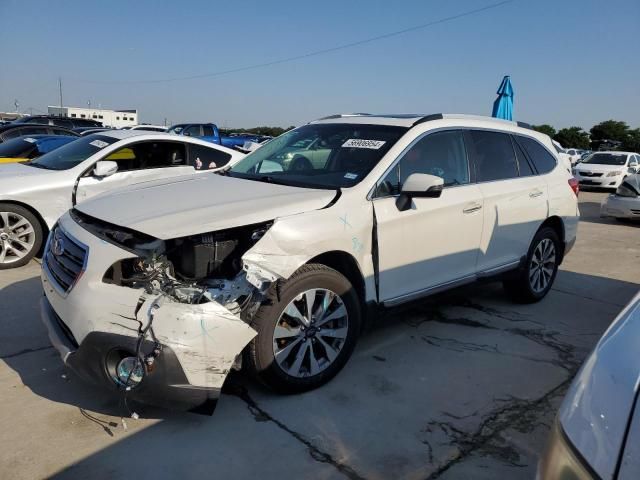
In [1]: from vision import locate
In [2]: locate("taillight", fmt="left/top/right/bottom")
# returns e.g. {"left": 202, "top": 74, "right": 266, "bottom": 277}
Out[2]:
{"left": 568, "top": 177, "right": 579, "bottom": 197}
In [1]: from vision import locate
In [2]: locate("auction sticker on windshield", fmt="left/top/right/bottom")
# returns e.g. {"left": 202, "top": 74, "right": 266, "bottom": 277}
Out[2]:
{"left": 23, "top": 138, "right": 37, "bottom": 143}
{"left": 90, "top": 139, "right": 110, "bottom": 148}
{"left": 342, "top": 139, "right": 386, "bottom": 149}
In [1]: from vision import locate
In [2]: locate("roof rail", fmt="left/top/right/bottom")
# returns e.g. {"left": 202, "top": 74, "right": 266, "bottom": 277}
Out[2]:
{"left": 516, "top": 121, "right": 533, "bottom": 130}
{"left": 412, "top": 113, "right": 444, "bottom": 126}
{"left": 315, "top": 113, "right": 371, "bottom": 121}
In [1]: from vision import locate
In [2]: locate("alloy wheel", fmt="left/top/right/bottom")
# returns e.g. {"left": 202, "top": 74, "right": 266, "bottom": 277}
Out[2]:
{"left": 0, "top": 211, "right": 36, "bottom": 265}
{"left": 529, "top": 238, "right": 556, "bottom": 293}
{"left": 272, "top": 288, "right": 349, "bottom": 378}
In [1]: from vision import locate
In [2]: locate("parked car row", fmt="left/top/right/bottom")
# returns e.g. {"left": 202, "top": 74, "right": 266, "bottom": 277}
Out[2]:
{"left": 20, "top": 113, "right": 580, "bottom": 415}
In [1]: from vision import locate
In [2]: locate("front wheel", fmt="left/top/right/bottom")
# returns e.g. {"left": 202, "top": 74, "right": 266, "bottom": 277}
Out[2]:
{"left": 0, "top": 203, "right": 43, "bottom": 269}
{"left": 503, "top": 227, "right": 561, "bottom": 303}
{"left": 244, "top": 264, "right": 361, "bottom": 393}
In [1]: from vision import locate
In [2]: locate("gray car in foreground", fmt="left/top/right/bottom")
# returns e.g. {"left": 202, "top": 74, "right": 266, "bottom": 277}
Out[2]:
{"left": 538, "top": 291, "right": 640, "bottom": 479}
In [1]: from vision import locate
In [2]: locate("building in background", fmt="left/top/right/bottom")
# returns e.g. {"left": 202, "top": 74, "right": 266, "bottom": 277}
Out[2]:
{"left": 47, "top": 106, "right": 138, "bottom": 128}
{"left": 0, "top": 112, "right": 26, "bottom": 122}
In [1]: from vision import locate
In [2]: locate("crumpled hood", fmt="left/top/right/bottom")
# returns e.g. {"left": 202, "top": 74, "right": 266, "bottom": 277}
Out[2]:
{"left": 76, "top": 173, "right": 337, "bottom": 239}
{"left": 559, "top": 291, "right": 640, "bottom": 479}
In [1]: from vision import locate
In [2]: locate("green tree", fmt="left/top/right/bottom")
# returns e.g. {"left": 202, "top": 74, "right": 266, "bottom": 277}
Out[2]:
{"left": 531, "top": 124, "right": 556, "bottom": 138}
{"left": 553, "top": 127, "right": 590, "bottom": 149}
{"left": 590, "top": 120, "right": 629, "bottom": 143}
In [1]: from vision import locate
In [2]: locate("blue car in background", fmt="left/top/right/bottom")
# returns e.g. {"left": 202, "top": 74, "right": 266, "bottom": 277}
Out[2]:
{"left": 167, "top": 123, "right": 266, "bottom": 149}
{"left": 0, "top": 135, "right": 78, "bottom": 163}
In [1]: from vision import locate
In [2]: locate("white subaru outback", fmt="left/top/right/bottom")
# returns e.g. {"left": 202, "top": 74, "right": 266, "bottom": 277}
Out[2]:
{"left": 40, "top": 114, "right": 579, "bottom": 412}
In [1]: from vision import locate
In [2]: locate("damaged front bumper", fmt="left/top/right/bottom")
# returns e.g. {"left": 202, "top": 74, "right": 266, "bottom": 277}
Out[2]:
{"left": 40, "top": 213, "right": 258, "bottom": 413}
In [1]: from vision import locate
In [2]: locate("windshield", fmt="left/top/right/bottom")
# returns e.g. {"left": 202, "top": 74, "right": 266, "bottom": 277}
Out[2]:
{"left": 0, "top": 137, "right": 36, "bottom": 158}
{"left": 29, "top": 135, "right": 117, "bottom": 170}
{"left": 582, "top": 153, "right": 628, "bottom": 166}
{"left": 228, "top": 123, "right": 408, "bottom": 189}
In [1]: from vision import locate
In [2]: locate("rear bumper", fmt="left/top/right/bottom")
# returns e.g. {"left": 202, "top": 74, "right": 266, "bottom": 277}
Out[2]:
{"left": 40, "top": 296, "right": 220, "bottom": 412}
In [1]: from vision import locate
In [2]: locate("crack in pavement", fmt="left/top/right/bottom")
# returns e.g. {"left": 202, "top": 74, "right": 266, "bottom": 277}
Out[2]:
{"left": 229, "top": 385, "right": 366, "bottom": 480}
{"left": 1, "top": 345, "right": 54, "bottom": 359}
{"left": 423, "top": 376, "right": 574, "bottom": 479}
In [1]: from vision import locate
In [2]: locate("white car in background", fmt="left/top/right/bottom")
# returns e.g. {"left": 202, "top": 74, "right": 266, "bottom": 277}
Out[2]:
{"left": 573, "top": 151, "right": 640, "bottom": 190}
{"left": 39, "top": 113, "right": 579, "bottom": 413}
{"left": 601, "top": 174, "right": 640, "bottom": 221}
{"left": 0, "top": 131, "right": 243, "bottom": 268}
{"left": 564, "top": 148, "right": 583, "bottom": 165}
{"left": 538, "top": 291, "right": 640, "bottom": 479}
{"left": 121, "top": 125, "right": 168, "bottom": 132}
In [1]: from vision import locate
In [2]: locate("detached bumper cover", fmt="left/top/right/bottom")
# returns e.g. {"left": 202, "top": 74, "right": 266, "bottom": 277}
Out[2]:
{"left": 40, "top": 296, "right": 220, "bottom": 411}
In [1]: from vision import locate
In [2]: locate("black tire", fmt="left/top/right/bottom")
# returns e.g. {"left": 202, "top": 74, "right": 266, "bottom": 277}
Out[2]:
{"left": 244, "top": 263, "right": 361, "bottom": 393}
{"left": 503, "top": 227, "right": 561, "bottom": 304}
{"left": 0, "top": 203, "right": 43, "bottom": 270}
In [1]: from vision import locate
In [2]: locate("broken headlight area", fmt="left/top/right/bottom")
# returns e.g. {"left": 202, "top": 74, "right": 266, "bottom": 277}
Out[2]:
{"left": 102, "top": 221, "right": 274, "bottom": 317}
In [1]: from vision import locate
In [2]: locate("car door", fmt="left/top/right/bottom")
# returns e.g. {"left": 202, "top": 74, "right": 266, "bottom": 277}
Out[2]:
{"left": 373, "top": 129, "right": 484, "bottom": 304}
{"left": 74, "top": 140, "right": 196, "bottom": 204}
{"left": 468, "top": 130, "right": 548, "bottom": 273}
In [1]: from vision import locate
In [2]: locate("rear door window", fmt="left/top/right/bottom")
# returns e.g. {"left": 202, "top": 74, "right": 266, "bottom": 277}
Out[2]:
{"left": 184, "top": 125, "right": 202, "bottom": 137}
{"left": 468, "top": 130, "right": 519, "bottom": 182}
{"left": 511, "top": 136, "right": 535, "bottom": 176}
{"left": 188, "top": 144, "right": 232, "bottom": 170}
{"left": 105, "top": 141, "right": 187, "bottom": 172}
{"left": 202, "top": 125, "right": 215, "bottom": 137}
{"left": 514, "top": 136, "right": 557, "bottom": 174}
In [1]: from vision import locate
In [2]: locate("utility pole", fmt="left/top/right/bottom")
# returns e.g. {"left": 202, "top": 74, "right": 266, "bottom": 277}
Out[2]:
{"left": 58, "top": 77, "right": 63, "bottom": 108}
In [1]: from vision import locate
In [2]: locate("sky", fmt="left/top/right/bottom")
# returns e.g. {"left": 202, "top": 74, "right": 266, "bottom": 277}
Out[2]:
{"left": 0, "top": 0, "right": 638, "bottom": 129}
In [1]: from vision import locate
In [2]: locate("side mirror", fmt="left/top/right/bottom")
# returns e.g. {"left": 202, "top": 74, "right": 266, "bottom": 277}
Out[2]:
{"left": 93, "top": 160, "right": 118, "bottom": 177}
{"left": 629, "top": 166, "right": 638, "bottom": 174}
{"left": 396, "top": 173, "right": 444, "bottom": 211}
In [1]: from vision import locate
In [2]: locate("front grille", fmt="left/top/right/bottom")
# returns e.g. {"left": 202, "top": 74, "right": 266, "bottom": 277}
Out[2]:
{"left": 44, "top": 226, "right": 88, "bottom": 294}
{"left": 579, "top": 180, "right": 601, "bottom": 185}
{"left": 580, "top": 171, "right": 603, "bottom": 178}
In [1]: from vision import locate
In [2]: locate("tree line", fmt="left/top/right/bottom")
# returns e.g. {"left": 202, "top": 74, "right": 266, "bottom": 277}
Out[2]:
{"left": 532, "top": 120, "right": 640, "bottom": 152}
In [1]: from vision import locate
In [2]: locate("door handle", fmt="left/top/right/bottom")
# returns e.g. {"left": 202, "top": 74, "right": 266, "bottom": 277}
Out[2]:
{"left": 463, "top": 203, "right": 482, "bottom": 214}
{"left": 529, "top": 190, "right": 544, "bottom": 198}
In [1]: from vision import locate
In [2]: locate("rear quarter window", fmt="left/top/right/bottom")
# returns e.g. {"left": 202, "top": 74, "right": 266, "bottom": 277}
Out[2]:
{"left": 515, "top": 136, "right": 557, "bottom": 174}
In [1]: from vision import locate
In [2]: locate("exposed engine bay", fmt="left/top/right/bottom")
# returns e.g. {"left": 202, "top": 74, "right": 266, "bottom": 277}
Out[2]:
{"left": 71, "top": 208, "right": 274, "bottom": 318}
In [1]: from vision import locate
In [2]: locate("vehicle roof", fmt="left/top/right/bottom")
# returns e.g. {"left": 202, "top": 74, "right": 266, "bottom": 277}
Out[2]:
{"left": 87, "top": 130, "right": 241, "bottom": 155}
{"left": 7, "top": 134, "right": 74, "bottom": 141}
{"left": 0, "top": 123, "right": 76, "bottom": 133}
{"left": 309, "top": 113, "right": 536, "bottom": 130}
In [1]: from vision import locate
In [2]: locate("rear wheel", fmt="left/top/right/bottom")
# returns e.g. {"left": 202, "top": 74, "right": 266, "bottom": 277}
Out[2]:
{"left": 503, "top": 227, "right": 560, "bottom": 303}
{"left": 244, "top": 264, "right": 361, "bottom": 393}
{"left": 0, "top": 203, "right": 43, "bottom": 269}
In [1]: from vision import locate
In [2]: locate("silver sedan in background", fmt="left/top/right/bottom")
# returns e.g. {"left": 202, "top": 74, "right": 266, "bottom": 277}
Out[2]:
{"left": 601, "top": 174, "right": 640, "bottom": 222}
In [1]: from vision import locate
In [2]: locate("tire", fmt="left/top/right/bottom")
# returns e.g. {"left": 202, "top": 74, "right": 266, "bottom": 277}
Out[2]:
{"left": 244, "top": 263, "right": 361, "bottom": 393}
{"left": 0, "top": 203, "right": 43, "bottom": 270}
{"left": 503, "top": 227, "right": 561, "bottom": 304}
